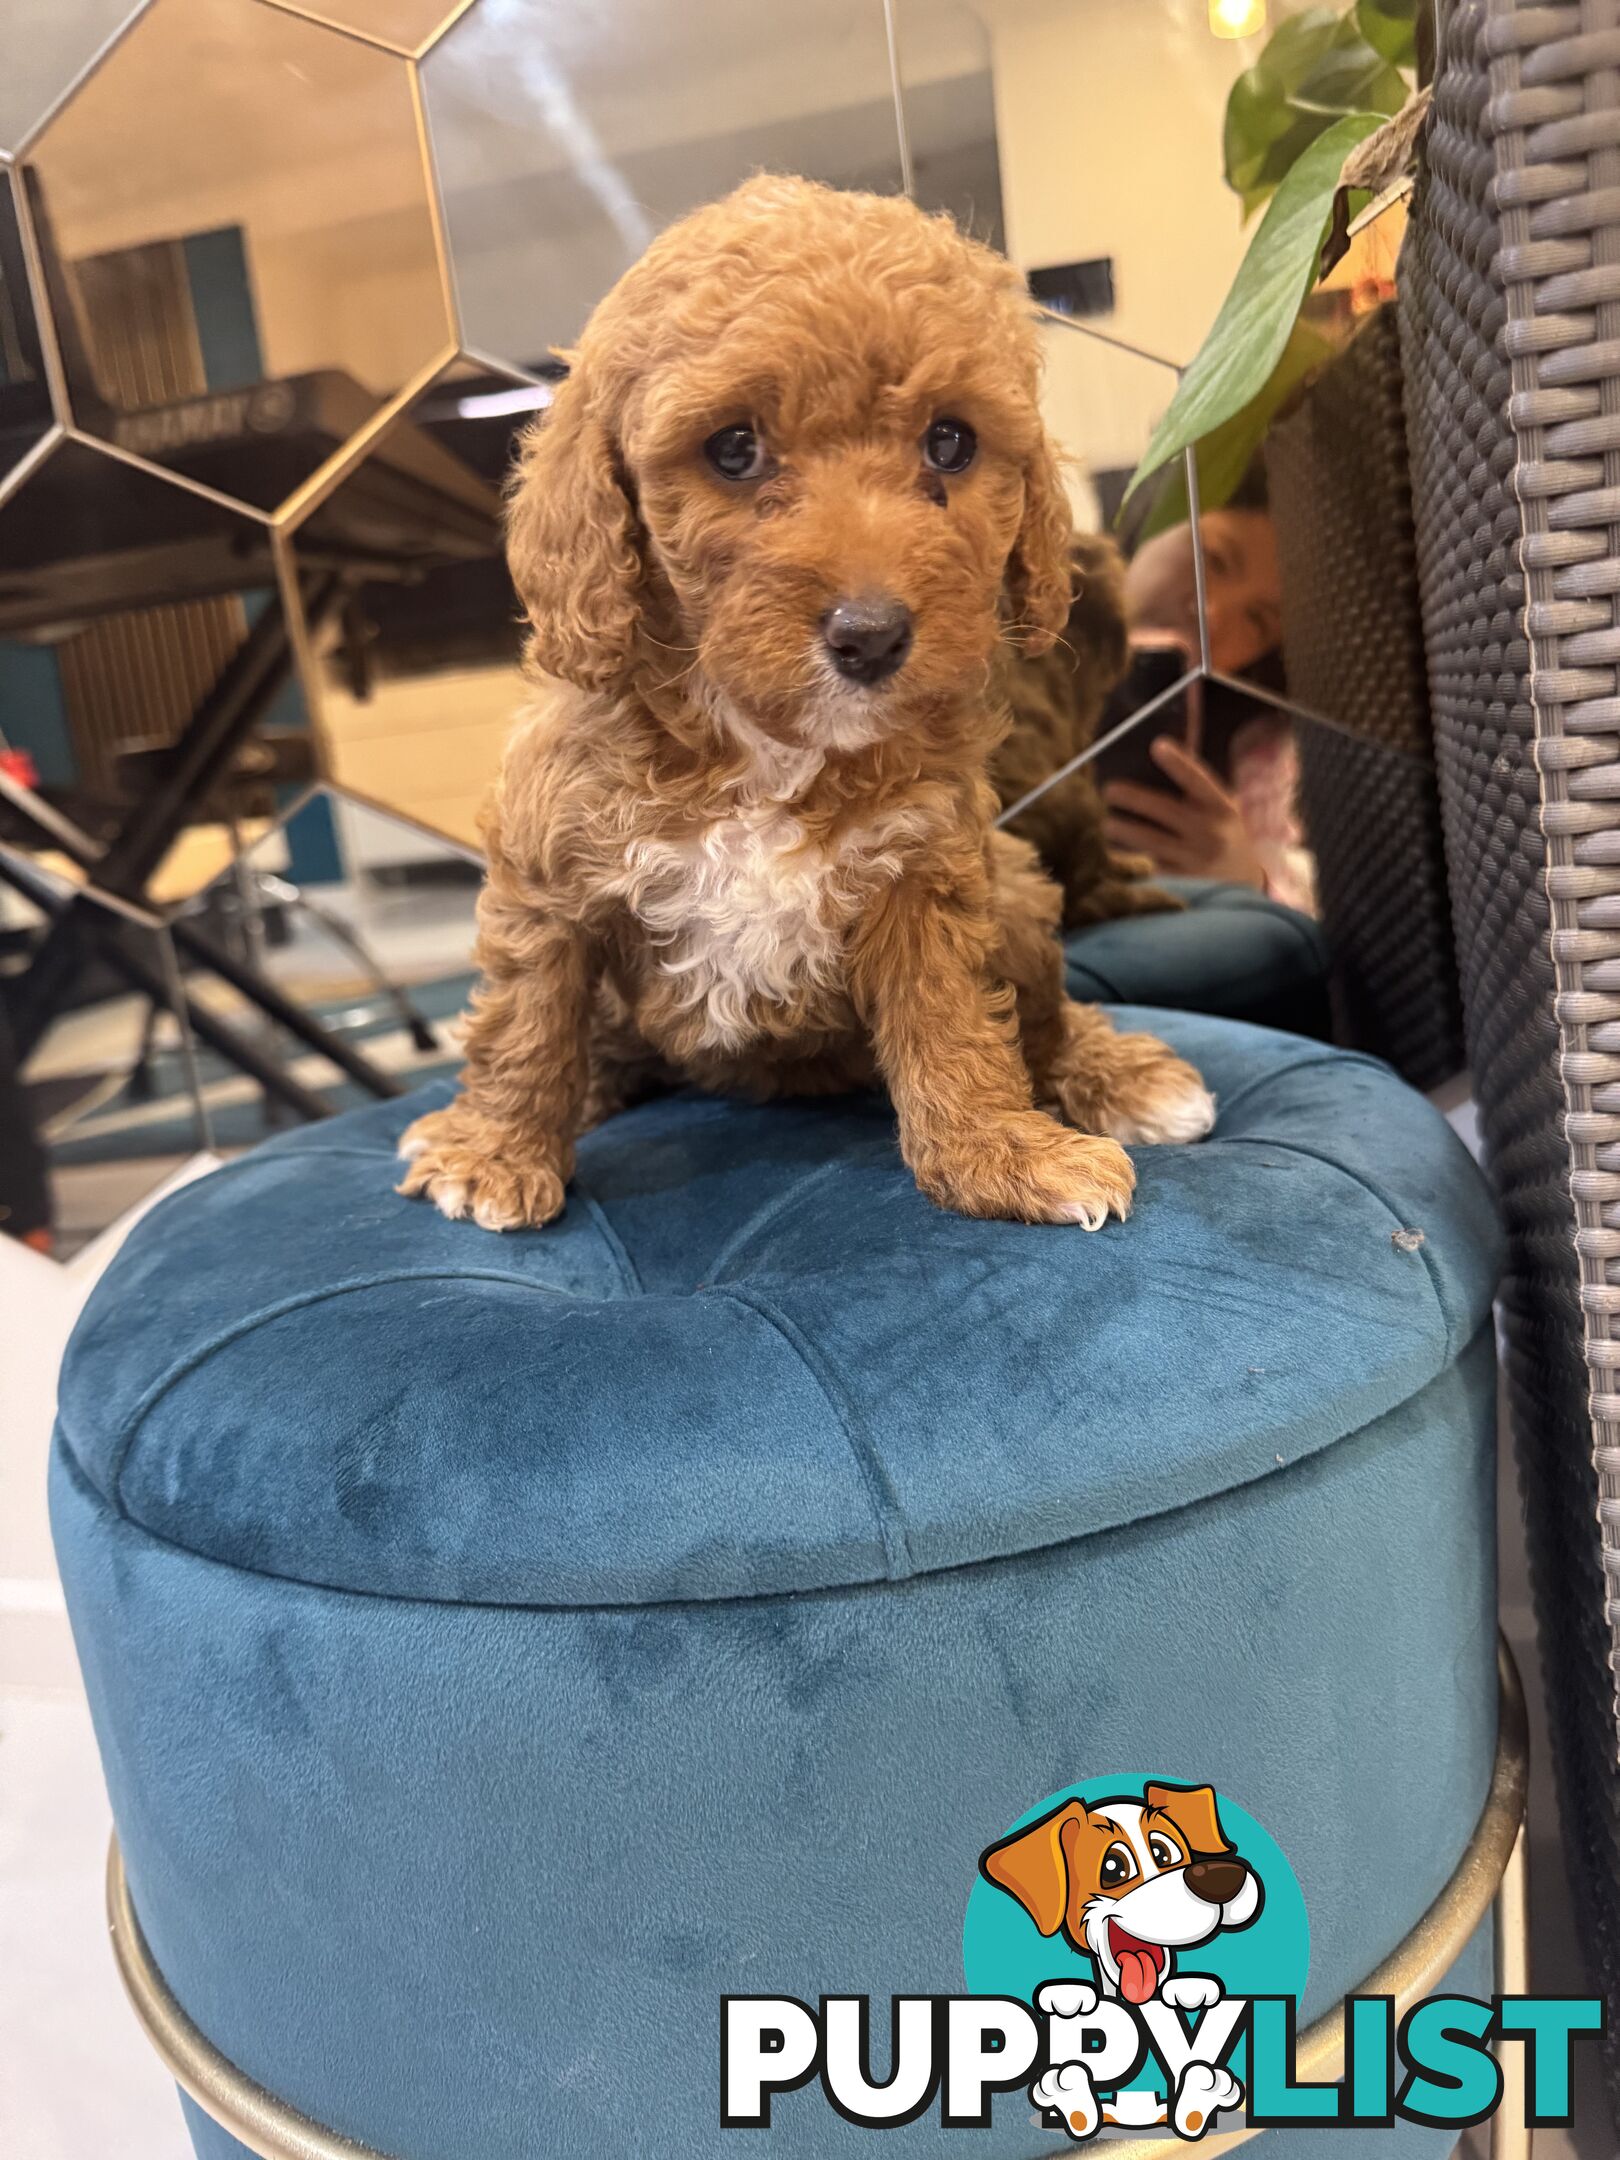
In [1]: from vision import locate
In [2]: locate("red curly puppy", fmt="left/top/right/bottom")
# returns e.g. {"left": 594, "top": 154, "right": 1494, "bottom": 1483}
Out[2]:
{"left": 399, "top": 177, "right": 1214, "bottom": 1230}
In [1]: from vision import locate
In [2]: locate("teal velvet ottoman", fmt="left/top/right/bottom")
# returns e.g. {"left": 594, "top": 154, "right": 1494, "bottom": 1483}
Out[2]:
{"left": 1064, "top": 880, "right": 1331, "bottom": 1037}
{"left": 52, "top": 1008, "right": 1505, "bottom": 2159}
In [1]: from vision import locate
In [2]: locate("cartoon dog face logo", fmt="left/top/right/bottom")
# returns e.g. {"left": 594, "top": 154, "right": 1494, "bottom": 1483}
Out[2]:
{"left": 979, "top": 1782, "right": 1262, "bottom": 2005}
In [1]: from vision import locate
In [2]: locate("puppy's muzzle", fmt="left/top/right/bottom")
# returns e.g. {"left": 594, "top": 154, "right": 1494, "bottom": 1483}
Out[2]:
{"left": 822, "top": 594, "right": 913, "bottom": 686}
{"left": 1184, "top": 1857, "right": 1249, "bottom": 1906}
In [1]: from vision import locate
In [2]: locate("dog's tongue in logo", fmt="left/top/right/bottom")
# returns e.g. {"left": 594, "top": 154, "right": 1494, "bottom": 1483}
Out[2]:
{"left": 1109, "top": 1922, "right": 1165, "bottom": 2006}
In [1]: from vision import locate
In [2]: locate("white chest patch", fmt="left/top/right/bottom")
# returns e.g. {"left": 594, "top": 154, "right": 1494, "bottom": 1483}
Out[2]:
{"left": 620, "top": 802, "right": 921, "bottom": 1049}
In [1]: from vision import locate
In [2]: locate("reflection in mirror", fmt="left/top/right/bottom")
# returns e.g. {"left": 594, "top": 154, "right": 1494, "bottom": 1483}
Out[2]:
{"left": 24, "top": 0, "right": 451, "bottom": 512}
{"left": 0, "top": 859, "right": 211, "bottom": 1263}
{"left": 999, "top": 278, "right": 1458, "bottom": 1097}
{"left": 424, "top": 0, "right": 906, "bottom": 363}
{"left": 0, "top": 0, "right": 139, "bottom": 157}
{"left": 0, "top": 437, "right": 305, "bottom": 917}
{"left": 261, "top": 0, "right": 466, "bottom": 53}
{"left": 291, "top": 360, "right": 533, "bottom": 848}
{"left": 0, "top": 167, "right": 55, "bottom": 491}
{"left": 1267, "top": 293, "right": 1460, "bottom": 1089}
{"left": 153, "top": 788, "right": 474, "bottom": 1147}
{"left": 0, "top": 435, "right": 278, "bottom": 638}
{"left": 978, "top": 0, "right": 1269, "bottom": 372}
{"left": 891, "top": 0, "right": 1004, "bottom": 238}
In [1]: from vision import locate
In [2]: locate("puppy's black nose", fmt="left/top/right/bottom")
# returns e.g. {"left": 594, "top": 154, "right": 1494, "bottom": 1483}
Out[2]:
{"left": 822, "top": 595, "right": 914, "bottom": 685}
{"left": 1184, "top": 1858, "right": 1248, "bottom": 1907}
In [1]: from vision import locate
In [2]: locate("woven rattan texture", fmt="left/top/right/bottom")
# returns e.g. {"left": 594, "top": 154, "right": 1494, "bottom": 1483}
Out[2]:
{"left": 1269, "top": 306, "right": 1465, "bottom": 1086}
{"left": 1400, "top": 0, "right": 1620, "bottom": 2102}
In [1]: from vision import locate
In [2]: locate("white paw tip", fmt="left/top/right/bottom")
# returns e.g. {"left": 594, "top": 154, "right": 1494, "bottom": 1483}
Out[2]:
{"left": 1178, "top": 1085, "right": 1219, "bottom": 1137}
{"left": 1037, "top": 1981, "right": 1097, "bottom": 2019}
{"left": 430, "top": 1180, "right": 469, "bottom": 1221}
{"left": 1175, "top": 2062, "right": 1241, "bottom": 2136}
{"left": 397, "top": 1133, "right": 427, "bottom": 1160}
{"left": 471, "top": 1199, "right": 513, "bottom": 1232}
{"left": 1034, "top": 2062, "right": 1098, "bottom": 2132}
{"left": 1163, "top": 1975, "right": 1221, "bottom": 2011}
{"left": 1146, "top": 1083, "right": 1218, "bottom": 1144}
{"left": 1111, "top": 1082, "right": 1218, "bottom": 1147}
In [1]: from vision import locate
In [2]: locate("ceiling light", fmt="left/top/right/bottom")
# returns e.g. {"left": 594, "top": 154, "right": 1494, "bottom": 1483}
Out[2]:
{"left": 1210, "top": 0, "right": 1267, "bottom": 37}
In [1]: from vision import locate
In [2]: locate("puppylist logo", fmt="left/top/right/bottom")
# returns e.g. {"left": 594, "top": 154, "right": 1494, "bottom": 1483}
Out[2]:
{"left": 722, "top": 1773, "right": 1604, "bottom": 2141}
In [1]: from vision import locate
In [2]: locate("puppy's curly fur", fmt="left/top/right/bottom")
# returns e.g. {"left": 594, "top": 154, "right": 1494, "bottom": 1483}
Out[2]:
{"left": 400, "top": 178, "right": 1213, "bottom": 1231}
{"left": 994, "top": 534, "right": 1181, "bottom": 929}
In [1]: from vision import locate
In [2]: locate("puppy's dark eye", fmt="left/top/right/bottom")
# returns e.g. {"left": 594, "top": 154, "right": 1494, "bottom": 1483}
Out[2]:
{"left": 704, "top": 424, "right": 768, "bottom": 482}
{"left": 1099, "top": 1843, "right": 1135, "bottom": 1889}
{"left": 1148, "top": 1834, "right": 1181, "bottom": 1870}
{"left": 923, "top": 416, "right": 976, "bottom": 475}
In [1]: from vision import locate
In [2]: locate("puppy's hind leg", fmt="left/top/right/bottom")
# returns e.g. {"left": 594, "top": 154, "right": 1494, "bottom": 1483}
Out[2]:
{"left": 991, "top": 830, "right": 1215, "bottom": 1147}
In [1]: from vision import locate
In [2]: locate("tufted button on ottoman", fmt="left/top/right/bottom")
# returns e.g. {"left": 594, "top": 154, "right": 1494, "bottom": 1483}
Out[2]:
{"left": 53, "top": 1008, "right": 1505, "bottom": 2159}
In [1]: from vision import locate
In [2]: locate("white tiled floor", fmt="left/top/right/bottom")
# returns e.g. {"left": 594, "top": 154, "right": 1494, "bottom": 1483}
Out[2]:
{"left": 2, "top": 1060, "right": 1614, "bottom": 2156}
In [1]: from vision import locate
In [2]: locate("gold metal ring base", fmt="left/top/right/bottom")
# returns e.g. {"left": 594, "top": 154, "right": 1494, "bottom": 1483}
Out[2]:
{"left": 108, "top": 1644, "right": 1531, "bottom": 2160}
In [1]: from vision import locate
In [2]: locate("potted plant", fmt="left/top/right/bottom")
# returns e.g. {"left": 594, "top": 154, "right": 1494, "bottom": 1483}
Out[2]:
{"left": 1125, "top": 0, "right": 1429, "bottom": 525}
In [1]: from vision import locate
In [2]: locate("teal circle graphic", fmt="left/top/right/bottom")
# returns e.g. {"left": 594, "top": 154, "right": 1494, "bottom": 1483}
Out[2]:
{"left": 963, "top": 1772, "right": 1309, "bottom": 2101}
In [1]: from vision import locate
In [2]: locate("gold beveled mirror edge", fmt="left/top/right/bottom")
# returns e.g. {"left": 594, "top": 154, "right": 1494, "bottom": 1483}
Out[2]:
{"left": 8, "top": 0, "right": 156, "bottom": 163}
{"left": 106, "top": 1639, "right": 1529, "bottom": 2160}
{"left": 253, "top": 0, "right": 482, "bottom": 63}
{"left": 278, "top": 342, "right": 539, "bottom": 831}
{"left": 15, "top": 2, "right": 459, "bottom": 525}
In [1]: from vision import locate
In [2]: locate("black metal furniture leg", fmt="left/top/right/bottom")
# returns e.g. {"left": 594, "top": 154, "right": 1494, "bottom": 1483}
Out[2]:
{"left": 0, "top": 851, "right": 332, "bottom": 1124}
{"left": 9, "top": 575, "right": 344, "bottom": 1059}
{"left": 168, "top": 915, "right": 404, "bottom": 1100}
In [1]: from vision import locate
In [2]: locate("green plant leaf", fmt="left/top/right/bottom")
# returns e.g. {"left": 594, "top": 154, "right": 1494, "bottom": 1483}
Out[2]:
{"left": 1222, "top": 3, "right": 1414, "bottom": 214}
{"left": 1232, "top": 109, "right": 1340, "bottom": 218}
{"left": 1125, "top": 112, "right": 1383, "bottom": 507}
{"left": 1355, "top": 0, "right": 1419, "bottom": 67}
{"left": 1251, "top": 6, "right": 1346, "bottom": 89}
{"left": 1134, "top": 320, "right": 1337, "bottom": 540}
{"left": 1291, "top": 39, "right": 1407, "bottom": 115}
{"left": 1224, "top": 7, "right": 1348, "bottom": 206}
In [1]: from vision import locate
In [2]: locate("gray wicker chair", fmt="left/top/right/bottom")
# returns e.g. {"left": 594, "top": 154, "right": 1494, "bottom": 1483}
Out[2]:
{"left": 1401, "top": 0, "right": 1620, "bottom": 2115}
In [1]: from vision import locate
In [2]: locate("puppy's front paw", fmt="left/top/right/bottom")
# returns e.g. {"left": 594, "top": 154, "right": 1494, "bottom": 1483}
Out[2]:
{"left": 1102, "top": 1039, "right": 1216, "bottom": 1146}
{"left": 1160, "top": 1974, "right": 1222, "bottom": 2013}
{"left": 1037, "top": 1980, "right": 1099, "bottom": 2020}
{"left": 916, "top": 1113, "right": 1135, "bottom": 1228}
{"left": 396, "top": 1104, "right": 567, "bottom": 1230}
{"left": 1032, "top": 2061, "right": 1102, "bottom": 2141}
{"left": 1047, "top": 1017, "right": 1216, "bottom": 1147}
{"left": 1173, "top": 2062, "right": 1241, "bottom": 2139}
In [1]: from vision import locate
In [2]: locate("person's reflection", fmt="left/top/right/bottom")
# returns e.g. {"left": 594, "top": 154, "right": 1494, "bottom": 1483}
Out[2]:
{"left": 1124, "top": 504, "right": 1281, "bottom": 676}
{"left": 1101, "top": 480, "right": 1315, "bottom": 913}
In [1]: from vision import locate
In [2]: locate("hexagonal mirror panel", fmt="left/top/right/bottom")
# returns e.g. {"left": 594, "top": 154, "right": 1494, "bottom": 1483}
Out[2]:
{"left": 890, "top": 0, "right": 1003, "bottom": 238}
{"left": 288, "top": 356, "right": 537, "bottom": 848}
{"left": 0, "top": 167, "right": 57, "bottom": 495}
{"left": 0, "top": 0, "right": 141, "bottom": 156}
{"left": 24, "top": 0, "right": 453, "bottom": 513}
{"left": 0, "top": 435, "right": 317, "bottom": 920}
{"left": 128, "top": 783, "right": 477, "bottom": 1159}
{"left": 423, "top": 0, "right": 908, "bottom": 364}
{"left": 262, "top": 0, "right": 469, "bottom": 53}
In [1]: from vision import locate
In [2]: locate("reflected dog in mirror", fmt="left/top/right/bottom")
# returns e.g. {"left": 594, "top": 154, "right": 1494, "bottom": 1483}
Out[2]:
{"left": 994, "top": 533, "right": 1180, "bottom": 930}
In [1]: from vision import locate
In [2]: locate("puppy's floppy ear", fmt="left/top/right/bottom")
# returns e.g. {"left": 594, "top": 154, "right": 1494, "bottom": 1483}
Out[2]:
{"left": 1145, "top": 1782, "right": 1233, "bottom": 1858}
{"left": 505, "top": 360, "right": 642, "bottom": 691}
{"left": 1004, "top": 430, "right": 1075, "bottom": 657}
{"left": 979, "top": 1800, "right": 1085, "bottom": 1935}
